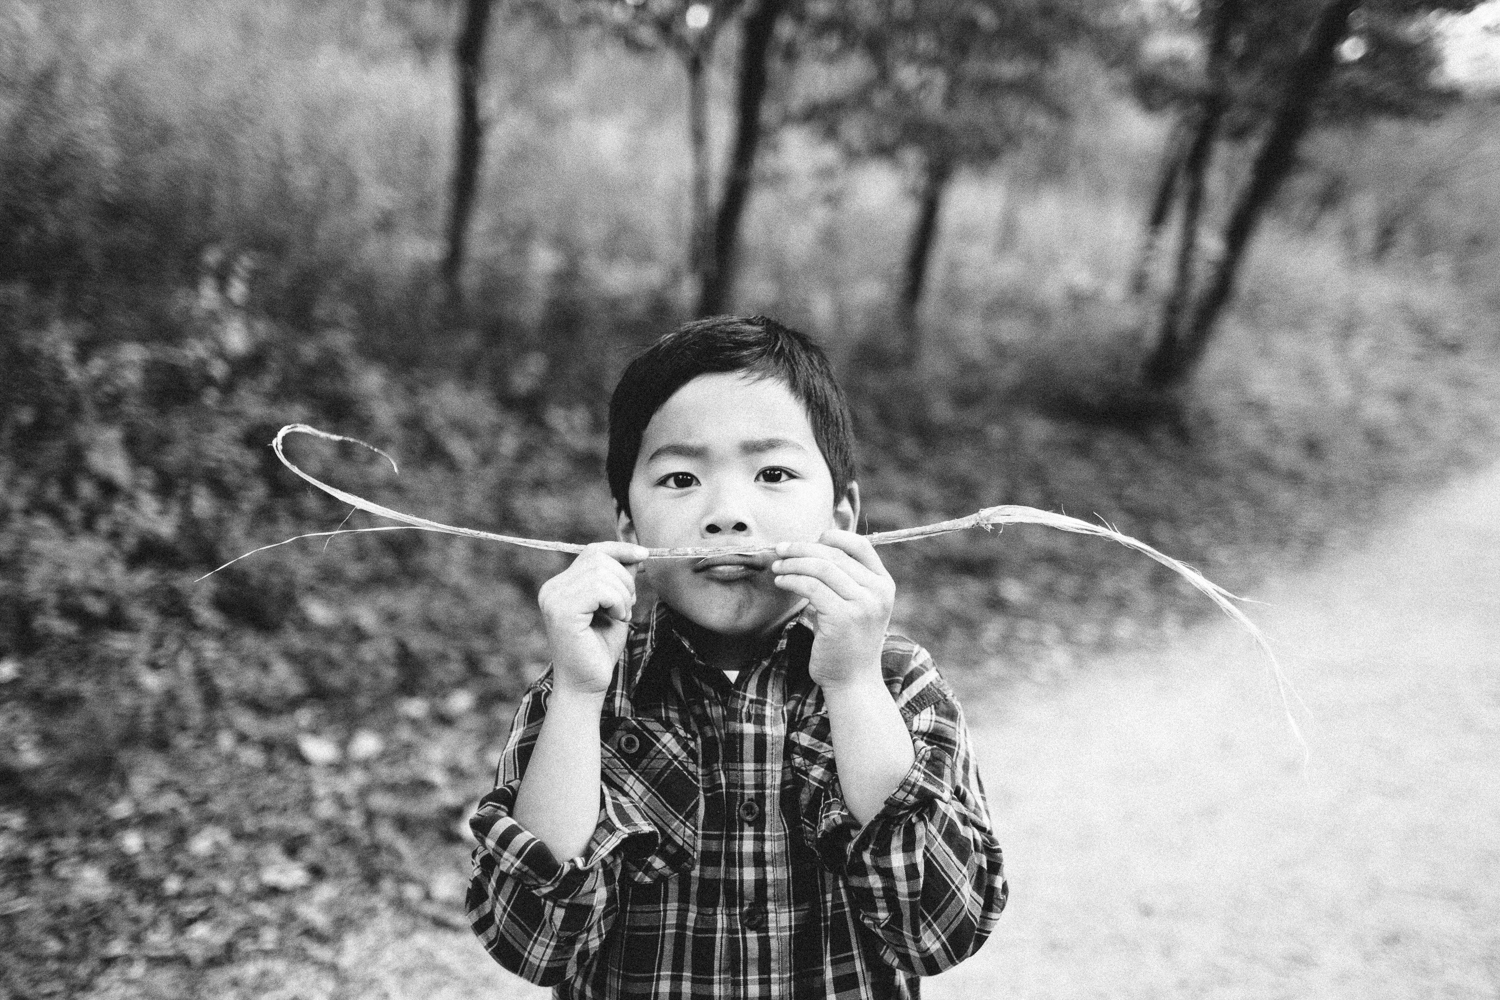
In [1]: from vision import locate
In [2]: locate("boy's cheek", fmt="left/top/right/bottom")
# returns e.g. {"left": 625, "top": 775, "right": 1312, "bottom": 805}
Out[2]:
{"left": 640, "top": 562, "right": 670, "bottom": 592}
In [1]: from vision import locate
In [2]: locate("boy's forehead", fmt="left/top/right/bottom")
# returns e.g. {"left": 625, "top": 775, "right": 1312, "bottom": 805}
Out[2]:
{"left": 643, "top": 372, "right": 817, "bottom": 447}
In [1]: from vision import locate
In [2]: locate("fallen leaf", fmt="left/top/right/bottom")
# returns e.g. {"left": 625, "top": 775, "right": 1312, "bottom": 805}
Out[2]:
{"left": 297, "top": 732, "right": 343, "bottom": 767}
{"left": 260, "top": 856, "right": 312, "bottom": 892}
{"left": 188, "top": 825, "right": 230, "bottom": 857}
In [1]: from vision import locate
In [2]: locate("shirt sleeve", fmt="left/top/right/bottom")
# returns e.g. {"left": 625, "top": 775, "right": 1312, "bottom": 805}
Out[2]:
{"left": 466, "top": 676, "right": 657, "bottom": 987}
{"left": 813, "top": 640, "right": 1008, "bottom": 976}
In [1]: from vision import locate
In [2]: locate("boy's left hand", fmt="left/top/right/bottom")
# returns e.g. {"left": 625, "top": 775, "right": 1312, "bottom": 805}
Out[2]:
{"left": 773, "top": 529, "right": 895, "bottom": 693}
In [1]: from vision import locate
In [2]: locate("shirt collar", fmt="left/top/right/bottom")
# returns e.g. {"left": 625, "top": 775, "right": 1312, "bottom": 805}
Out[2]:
{"left": 625, "top": 601, "right": 814, "bottom": 699}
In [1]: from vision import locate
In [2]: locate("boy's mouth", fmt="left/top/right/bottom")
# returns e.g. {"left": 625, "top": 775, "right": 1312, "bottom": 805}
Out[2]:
{"left": 693, "top": 553, "right": 771, "bottom": 581}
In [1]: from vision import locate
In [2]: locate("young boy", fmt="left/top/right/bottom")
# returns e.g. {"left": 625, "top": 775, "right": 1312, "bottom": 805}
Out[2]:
{"left": 468, "top": 316, "right": 1006, "bottom": 998}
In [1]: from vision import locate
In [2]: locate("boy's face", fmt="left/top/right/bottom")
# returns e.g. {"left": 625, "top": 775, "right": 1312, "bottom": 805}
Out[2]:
{"left": 618, "top": 372, "right": 857, "bottom": 642}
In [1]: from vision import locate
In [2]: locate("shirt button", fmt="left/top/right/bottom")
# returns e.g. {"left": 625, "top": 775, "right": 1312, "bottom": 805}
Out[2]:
{"left": 737, "top": 798, "right": 761, "bottom": 823}
{"left": 616, "top": 732, "right": 640, "bottom": 756}
{"left": 740, "top": 903, "right": 766, "bottom": 930}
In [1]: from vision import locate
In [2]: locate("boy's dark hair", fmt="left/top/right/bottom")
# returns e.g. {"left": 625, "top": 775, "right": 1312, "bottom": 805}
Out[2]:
{"left": 607, "top": 315, "right": 856, "bottom": 517}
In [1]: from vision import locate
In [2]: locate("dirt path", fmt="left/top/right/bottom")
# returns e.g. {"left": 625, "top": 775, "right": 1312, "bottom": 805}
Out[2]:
{"left": 334, "top": 464, "right": 1500, "bottom": 999}
{"left": 927, "top": 463, "right": 1500, "bottom": 999}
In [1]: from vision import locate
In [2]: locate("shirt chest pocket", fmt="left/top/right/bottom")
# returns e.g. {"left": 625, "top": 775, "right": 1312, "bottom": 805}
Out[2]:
{"left": 784, "top": 713, "right": 840, "bottom": 854}
{"left": 600, "top": 717, "right": 700, "bottom": 884}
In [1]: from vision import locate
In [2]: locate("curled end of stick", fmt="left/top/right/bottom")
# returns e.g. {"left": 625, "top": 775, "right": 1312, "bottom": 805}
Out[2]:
{"left": 274, "top": 424, "right": 399, "bottom": 475}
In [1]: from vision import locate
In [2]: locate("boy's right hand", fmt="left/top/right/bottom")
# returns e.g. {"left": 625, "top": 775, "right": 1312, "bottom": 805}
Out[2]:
{"left": 537, "top": 542, "right": 650, "bottom": 697}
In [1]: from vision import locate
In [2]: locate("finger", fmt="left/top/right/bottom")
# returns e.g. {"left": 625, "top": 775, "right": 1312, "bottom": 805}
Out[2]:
{"left": 815, "top": 528, "right": 888, "bottom": 576}
{"left": 594, "top": 553, "right": 641, "bottom": 592}
{"left": 569, "top": 551, "right": 643, "bottom": 603}
{"left": 774, "top": 541, "right": 879, "bottom": 586}
{"left": 579, "top": 541, "right": 649, "bottom": 576}
{"left": 557, "top": 570, "right": 633, "bottom": 624}
{"left": 772, "top": 572, "right": 843, "bottom": 612}
{"left": 590, "top": 540, "right": 651, "bottom": 566}
{"left": 770, "top": 556, "right": 863, "bottom": 602}
{"left": 593, "top": 605, "right": 633, "bottom": 627}
{"left": 592, "top": 575, "right": 636, "bottom": 623}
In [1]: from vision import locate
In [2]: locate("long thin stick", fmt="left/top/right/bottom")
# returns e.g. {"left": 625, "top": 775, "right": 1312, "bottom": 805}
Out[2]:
{"left": 201, "top": 424, "right": 1309, "bottom": 751}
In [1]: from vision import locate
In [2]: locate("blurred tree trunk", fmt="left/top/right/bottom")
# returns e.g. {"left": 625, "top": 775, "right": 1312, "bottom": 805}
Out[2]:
{"left": 442, "top": 0, "right": 494, "bottom": 303}
{"left": 1131, "top": 120, "right": 1188, "bottom": 296}
{"left": 898, "top": 152, "right": 954, "bottom": 365}
{"left": 1154, "top": 0, "right": 1236, "bottom": 349}
{"left": 1145, "top": 0, "right": 1357, "bottom": 388}
{"left": 697, "top": 0, "right": 788, "bottom": 317}
{"left": 686, "top": 49, "right": 713, "bottom": 306}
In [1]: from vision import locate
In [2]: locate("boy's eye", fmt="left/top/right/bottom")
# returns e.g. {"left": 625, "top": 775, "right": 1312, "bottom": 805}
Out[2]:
{"left": 657, "top": 472, "right": 698, "bottom": 489}
{"left": 756, "top": 467, "right": 796, "bottom": 484}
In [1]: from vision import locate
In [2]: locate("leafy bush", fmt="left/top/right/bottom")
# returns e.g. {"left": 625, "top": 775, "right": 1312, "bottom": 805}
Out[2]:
{"left": 0, "top": 273, "right": 621, "bottom": 799}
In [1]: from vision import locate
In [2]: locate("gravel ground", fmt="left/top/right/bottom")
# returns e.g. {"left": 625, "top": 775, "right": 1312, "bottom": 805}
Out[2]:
{"left": 927, "top": 461, "right": 1500, "bottom": 999}
{"left": 120, "top": 462, "right": 1500, "bottom": 1000}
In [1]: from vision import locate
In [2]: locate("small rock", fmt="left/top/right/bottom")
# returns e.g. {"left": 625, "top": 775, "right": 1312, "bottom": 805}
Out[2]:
{"left": 427, "top": 868, "right": 469, "bottom": 905}
{"left": 998, "top": 578, "right": 1033, "bottom": 606}
{"left": 346, "top": 729, "right": 385, "bottom": 762}
{"left": 397, "top": 697, "right": 431, "bottom": 721}
{"left": 237, "top": 742, "right": 268, "bottom": 768}
{"left": 348, "top": 604, "right": 384, "bottom": 637}
{"left": 69, "top": 862, "right": 112, "bottom": 902}
{"left": 119, "top": 829, "right": 146, "bottom": 856}
{"left": 454, "top": 801, "right": 479, "bottom": 842}
{"left": 294, "top": 899, "right": 335, "bottom": 938}
{"left": 180, "top": 918, "right": 230, "bottom": 964}
{"left": 260, "top": 856, "right": 312, "bottom": 892}
{"left": 301, "top": 597, "right": 340, "bottom": 629}
{"left": 0, "top": 657, "right": 19, "bottom": 684}
{"left": 187, "top": 825, "right": 230, "bottom": 858}
{"left": 83, "top": 425, "right": 133, "bottom": 488}
{"left": 297, "top": 732, "right": 343, "bottom": 767}
{"left": 440, "top": 688, "right": 477, "bottom": 721}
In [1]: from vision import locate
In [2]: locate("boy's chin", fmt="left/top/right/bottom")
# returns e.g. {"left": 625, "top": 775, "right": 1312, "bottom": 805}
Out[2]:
{"left": 665, "top": 591, "right": 801, "bottom": 639}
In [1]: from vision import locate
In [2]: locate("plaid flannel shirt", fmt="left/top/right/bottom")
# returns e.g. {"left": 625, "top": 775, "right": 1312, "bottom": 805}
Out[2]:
{"left": 468, "top": 602, "right": 1006, "bottom": 999}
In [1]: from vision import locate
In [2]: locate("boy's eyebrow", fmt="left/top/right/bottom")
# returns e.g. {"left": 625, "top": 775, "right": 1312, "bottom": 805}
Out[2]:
{"left": 644, "top": 437, "right": 810, "bottom": 463}
{"left": 645, "top": 443, "right": 708, "bottom": 463}
{"left": 740, "top": 437, "right": 810, "bottom": 456}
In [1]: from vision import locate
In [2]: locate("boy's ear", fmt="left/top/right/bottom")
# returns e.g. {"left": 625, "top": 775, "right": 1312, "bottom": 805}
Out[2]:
{"left": 616, "top": 507, "right": 638, "bottom": 545}
{"left": 834, "top": 481, "right": 860, "bottom": 532}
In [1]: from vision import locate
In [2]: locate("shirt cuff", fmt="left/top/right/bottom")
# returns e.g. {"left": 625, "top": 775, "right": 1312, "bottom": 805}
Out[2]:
{"left": 814, "top": 738, "right": 952, "bottom": 867}
{"left": 470, "top": 779, "right": 658, "bottom": 899}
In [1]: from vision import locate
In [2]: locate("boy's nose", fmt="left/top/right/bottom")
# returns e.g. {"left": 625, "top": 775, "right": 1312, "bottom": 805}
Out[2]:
{"left": 701, "top": 489, "right": 750, "bottom": 536}
{"left": 701, "top": 481, "right": 752, "bottom": 536}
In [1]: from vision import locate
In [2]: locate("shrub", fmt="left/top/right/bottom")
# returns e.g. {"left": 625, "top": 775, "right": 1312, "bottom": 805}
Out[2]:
{"left": 0, "top": 279, "right": 617, "bottom": 807}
